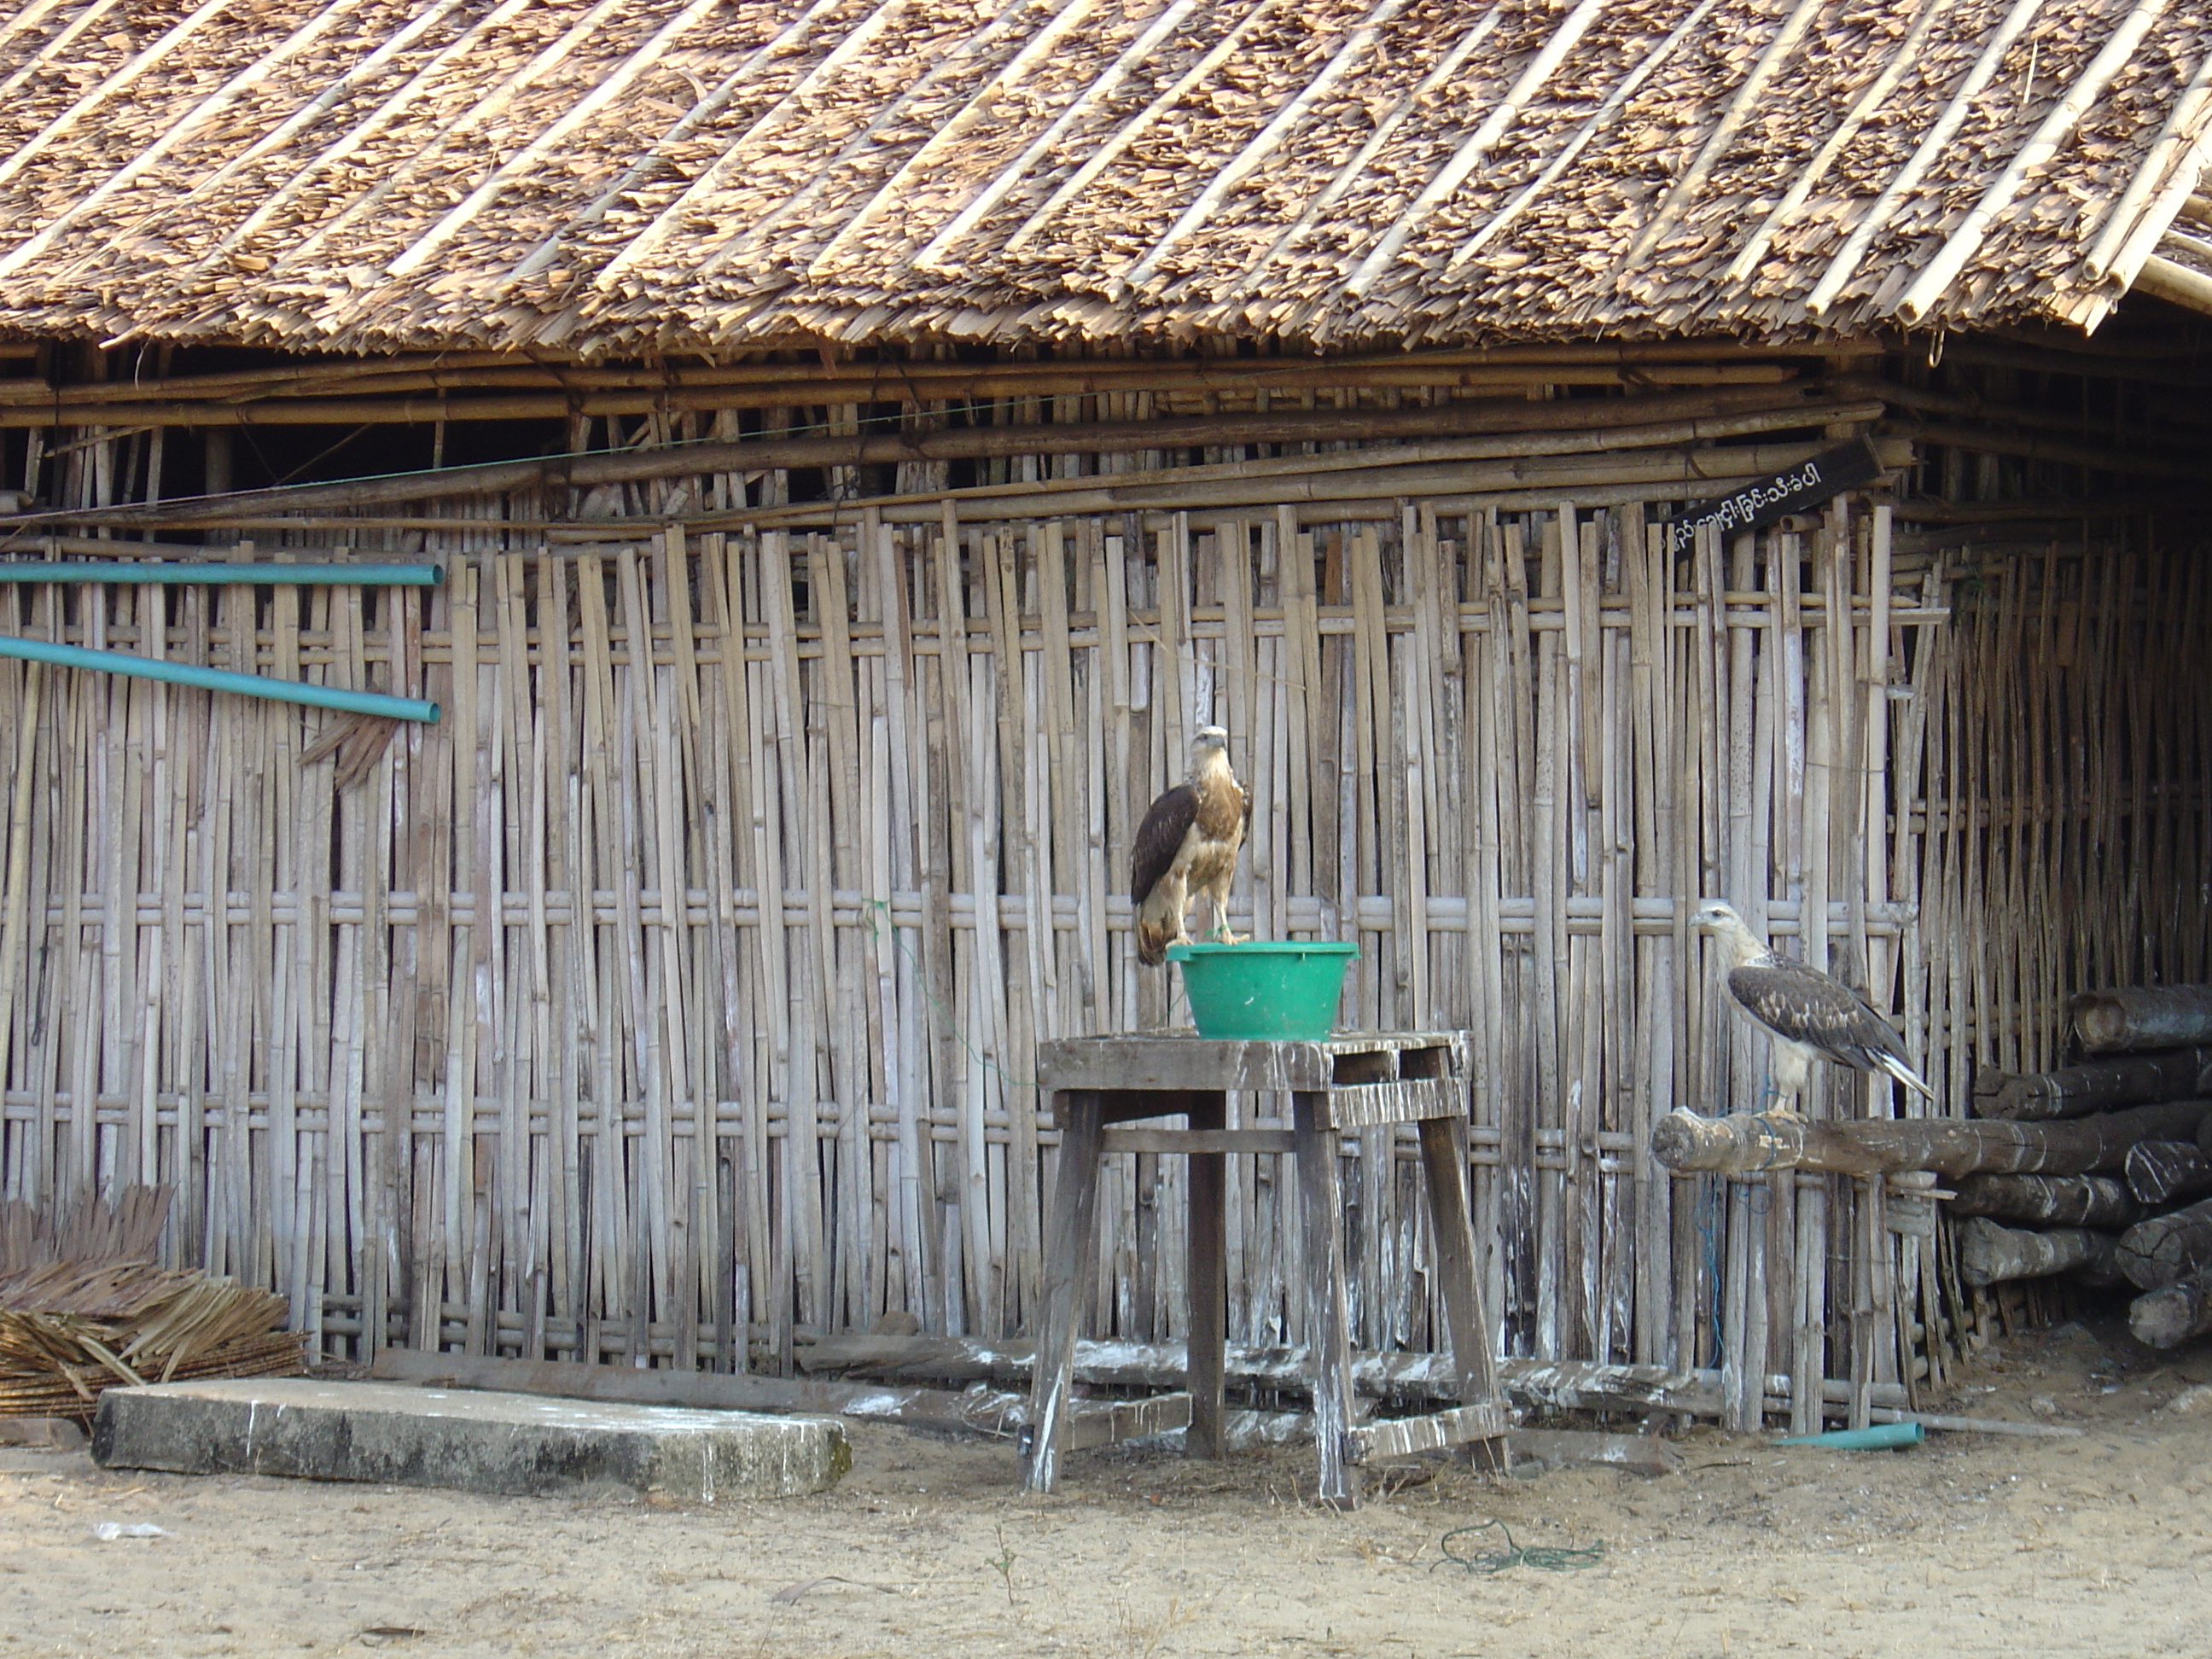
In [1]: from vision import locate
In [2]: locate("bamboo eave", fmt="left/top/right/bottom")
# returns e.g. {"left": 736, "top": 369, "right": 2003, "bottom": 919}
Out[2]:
{"left": 0, "top": 2, "right": 2204, "bottom": 354}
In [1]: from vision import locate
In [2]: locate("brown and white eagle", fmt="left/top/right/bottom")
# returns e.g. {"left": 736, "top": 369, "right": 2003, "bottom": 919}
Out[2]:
{"left": 1692, "top": 900, "right": 1935, "bottom": 1109}
{"left": 1131, "top": 725, "right": 1249, "bottom": 966}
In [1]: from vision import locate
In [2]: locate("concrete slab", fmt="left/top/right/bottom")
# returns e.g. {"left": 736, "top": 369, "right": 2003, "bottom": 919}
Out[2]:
{"left": 92, "top": 1378, "right": 849, "bottom": 1503}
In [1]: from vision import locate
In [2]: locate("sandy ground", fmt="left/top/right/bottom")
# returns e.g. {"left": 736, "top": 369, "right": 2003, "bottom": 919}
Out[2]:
{"left": 2, "top": 1319, "right": 2209, "bottom": 1659}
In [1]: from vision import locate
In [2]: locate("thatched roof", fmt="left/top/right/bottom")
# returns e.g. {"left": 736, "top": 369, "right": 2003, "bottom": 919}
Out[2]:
{"left": 0, "top": 0, "right": 2206, "bottom": 357}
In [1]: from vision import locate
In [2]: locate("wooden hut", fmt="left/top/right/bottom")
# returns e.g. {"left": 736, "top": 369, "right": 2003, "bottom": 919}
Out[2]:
{"left": 0, "top": 1, "right": 2208, "bottom": 1429}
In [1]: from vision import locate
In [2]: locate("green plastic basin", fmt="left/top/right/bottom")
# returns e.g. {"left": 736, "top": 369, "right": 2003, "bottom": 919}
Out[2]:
{"left": 1165, "top": 940, "right": 1359, "bottom": 1039}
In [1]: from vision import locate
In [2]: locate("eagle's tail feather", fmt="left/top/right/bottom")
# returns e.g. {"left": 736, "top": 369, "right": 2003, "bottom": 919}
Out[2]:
{"left": 1135, "top": 880, "right": 1188, "bottom": 967}
{"left": 1877, "top": 1051, "right": 1936, "bottom": 1100}
{"left": 1136, "top": 917, "right": 1173, "bottom": 967}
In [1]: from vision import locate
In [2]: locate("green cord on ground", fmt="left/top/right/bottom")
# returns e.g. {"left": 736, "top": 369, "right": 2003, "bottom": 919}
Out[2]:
{"left": 1433, "top": 1519, "right": 1605, "bottom": 1575}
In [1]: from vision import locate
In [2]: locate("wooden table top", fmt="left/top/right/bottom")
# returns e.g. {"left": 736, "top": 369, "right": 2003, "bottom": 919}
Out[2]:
{"left": 1037, "top": 1030, "right": 1469, "bottom": 1093}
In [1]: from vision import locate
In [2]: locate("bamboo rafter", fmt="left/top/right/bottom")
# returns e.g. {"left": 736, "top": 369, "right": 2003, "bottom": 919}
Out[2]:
{"left": 0, "top": 0, "right": 2198, "bottom": 352}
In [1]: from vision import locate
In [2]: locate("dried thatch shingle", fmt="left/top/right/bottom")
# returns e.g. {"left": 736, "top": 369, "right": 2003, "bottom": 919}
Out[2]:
{"left": 0, "top": 0, "right": 2204, "bottom": 354}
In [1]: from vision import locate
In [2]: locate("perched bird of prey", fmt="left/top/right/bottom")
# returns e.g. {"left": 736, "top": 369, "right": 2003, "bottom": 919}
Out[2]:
{"left": 1691, "top": 900, "right": 1935, "bottom": 1109}
{"left": 1131, "top": 725, "right": 1249, "bottom": 966}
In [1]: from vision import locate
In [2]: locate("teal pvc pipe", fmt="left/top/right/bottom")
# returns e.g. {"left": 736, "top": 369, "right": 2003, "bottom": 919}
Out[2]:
{"left": 0, "top": 562, "right": 440, "bottom": 585}
{"left": 0, "top": 636, "right": 439, "bottom": 723}
{"left": 1776, "top": 1421, "right": 1925, "bottom": 1449}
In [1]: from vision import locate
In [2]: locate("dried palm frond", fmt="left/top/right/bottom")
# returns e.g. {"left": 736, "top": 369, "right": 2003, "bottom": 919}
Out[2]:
{"left": 0, "top": 1254, "right": 303, "bottom": 1420}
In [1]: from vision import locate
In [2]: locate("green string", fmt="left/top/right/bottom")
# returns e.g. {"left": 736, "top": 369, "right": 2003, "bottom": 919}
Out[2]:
{"left": 866, "top": 898, "right": 1036, "bottom": 1091}
{"left": 1433, "top": 1519, "right": 1605, "bottom": 1575}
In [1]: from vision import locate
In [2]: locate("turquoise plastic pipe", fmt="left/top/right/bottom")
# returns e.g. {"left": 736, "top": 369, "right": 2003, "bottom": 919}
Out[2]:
{"left": 0, "top": 562, "right": 440, "bottom": 585}
{"left": 1776, "top": 1421, "right": 1925, "bottom": 1449}
{"left": 0, "top": 636, "right": 439, "bottom": 723}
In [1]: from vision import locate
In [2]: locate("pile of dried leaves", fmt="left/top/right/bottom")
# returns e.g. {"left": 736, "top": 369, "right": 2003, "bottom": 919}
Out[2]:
{"left": 0, "top": 1188, "right": 304, "bottom": 1419}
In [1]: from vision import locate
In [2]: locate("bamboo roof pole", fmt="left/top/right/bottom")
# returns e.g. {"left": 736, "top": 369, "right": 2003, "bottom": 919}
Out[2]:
{"left": 597, "top": 0, "right": 915, "bottom": 285}
{"left": 1723, "top": 0, "right": 1958, "bottom": 286}
{"left": 7, "top": 383, "right": 1829, "bottom": 527}
{"left": 2104, "top": 163, "right": 2212, "bottom": 296}
{"left": 2075, "top": 23, "right": 2212, "bottom": 278}
{"left": 0, "top": 0, "right": 135, "bottom": 112}
{"left": 1344, "top": 0, "right": 1610, "bottom": 297}
{"left": 1115, "top": 0, "right": 1415, "bottom": 294}
{"left": 175, "top": 0, "right": 540, "bottom": 283}
{"left": 807, "top": 0, "right": 1110, "bottom": 276}
{"left": 908, "top": 0, "right": 1203, "bottom": 273}
{"left": 1449, "top": 0, "right": 1723, "bottom": 269}
{"left": 697, "top": 0, "right": 1083, "bottom": 281}
{"left": 0, "top": 0, "right": 88, "bottom": 78}
{"left": 509, "top": 0, "right": 853, "bottom": 282}
{"left": 2, "top": 341, "right": 1820, "bottom": 411}
{"left": 1622, "top": 0, "right": 1828, "bottom": 266}
{"left": 0, "top": 0, "right": 363, "bottom": 282}
{"left": 387, "top": 0, "right": 729, "bottom": 279}
{"left": 2133, "top": 253, "right": 2212, "bottom": 314}
{"left": 1236, "top": 3, "right": 1505, "bottom": 291}
{"left": 1802, "top": 0, "right": 2050, "bottom": 317}
{"left": 0, "top": 365, "right": 1797, "bottom": 425}
{"left": 96, "top": 0, "right": 474, "bottom": 279}
{"left": 1897, "top": 0, "right": 2175, "bottom": 323}
{"left": 271, "top": 0, "right": 638, "bottom": 282}
{"left": 0, "top": 0, "right": 234, "bottom": 196}
{"left": 713, "top": 401, "right": 1883, "bottom": 525}
{"left": 998, "top": 0, "right": 1293, "bottom": 258}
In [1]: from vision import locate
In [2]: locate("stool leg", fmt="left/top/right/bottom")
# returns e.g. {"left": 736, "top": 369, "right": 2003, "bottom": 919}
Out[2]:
{"left": 1185, "top": 1090, "right": 1227, "bottom": 1459}
{"left": 1025, "top": 1089, "right": 1104, "bottom": 1493}
{"left": 1293, "top": 1090, "right": 1359, "bottom": 1510}
{"left": 1417, "top": 1113, "right": 1505, "bottom": 1462}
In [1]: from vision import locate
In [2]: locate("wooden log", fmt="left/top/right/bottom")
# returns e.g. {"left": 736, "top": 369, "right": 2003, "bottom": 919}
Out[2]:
{"left": 2117, "top": 1196, "right": 2212, "bottom": 1290}
{"left": 792, "top": 1330, "right": 1922, "bottom": 1417}
{"left": 370, "top": 1349, "right": 2069, "bottom": 1443}
{"left": 2072, "top": 985, "right": 2212, "bottom": 1053}
{"left": 1971, "top": 1048, "right": 2212, "bottom": 1119}
{"left": 2126, "top": 1140, "right": 2212, "bottom": 1207}
{"left": 1947, "top": 1173, "right": 2144, "bottom": 1227}
{"left": 3, "top": 385, "right": 1822, "bottom": 527}
{"left": 1956, "top": 1218, "right": 2120, "bottom": 1287}
{"left": 2127, "top": 1269, "right": 2212, "bottom": 1349}
{"left": 1650, "top": 1103, "right": 2212, "bottom": 1179}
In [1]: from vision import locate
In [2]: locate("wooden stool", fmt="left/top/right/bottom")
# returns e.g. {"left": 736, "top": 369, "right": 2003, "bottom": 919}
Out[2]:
{"left": 1021, "top": 1031, "right": 1505, "bottom": 1507}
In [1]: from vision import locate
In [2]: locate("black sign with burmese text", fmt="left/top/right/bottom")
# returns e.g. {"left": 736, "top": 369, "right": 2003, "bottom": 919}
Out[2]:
{"left": 1662, "top": 436, "right": 1886, "bottom": 556}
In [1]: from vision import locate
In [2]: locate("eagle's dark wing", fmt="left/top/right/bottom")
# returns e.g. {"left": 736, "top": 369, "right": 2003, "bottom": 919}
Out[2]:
{"left": 1726, "top": 957, "right": 1924, "bottom": 1084}
{"left": 1131, "top": 783, "right": 1197, "bottom": 905}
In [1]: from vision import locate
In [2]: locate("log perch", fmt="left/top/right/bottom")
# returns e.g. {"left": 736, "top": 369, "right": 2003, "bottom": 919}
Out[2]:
{"left": 1957, "top": 1218, "right": 2121, "bottom": 1288}
{"left": 1947, "top": 1173, "right": 2144, "bottom": 1228}
{"left": 2117, "top": 1196, "right": 2212, "bottom": 1290}
{"left": 2128, "top": 1269, "right": 2212, "bottom": 1349}
{"left": 2072, "top": 985, "right": 2212, "bottom": 1054}
{"left": 1650, "top": 1102, "right": 2212, "bottom": 1179}
{"left": 2125, "top": 1139, "right": 2212, "bottom": 1208}
{"left": 1971, "top": 1048, "right": 2212, "bottom": 1120}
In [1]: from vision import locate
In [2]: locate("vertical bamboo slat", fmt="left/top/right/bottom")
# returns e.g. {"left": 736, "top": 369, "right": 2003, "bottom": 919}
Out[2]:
{"left": 0, "top": 474, "right": 2198, "bottom": 1415}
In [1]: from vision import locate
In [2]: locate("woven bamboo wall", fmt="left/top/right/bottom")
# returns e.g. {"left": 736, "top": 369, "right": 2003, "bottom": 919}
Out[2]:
{"left": 0, "top": 498, "right": 2203, "bottom": 1404}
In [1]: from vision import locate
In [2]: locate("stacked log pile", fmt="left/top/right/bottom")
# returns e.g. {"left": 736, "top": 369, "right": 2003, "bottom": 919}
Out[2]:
{"left": 1656, "top": 983, "right": 2212, "bottom": 1352}
{"left": 1974, "top": 986, "right": 2212, "bottom": 1348}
